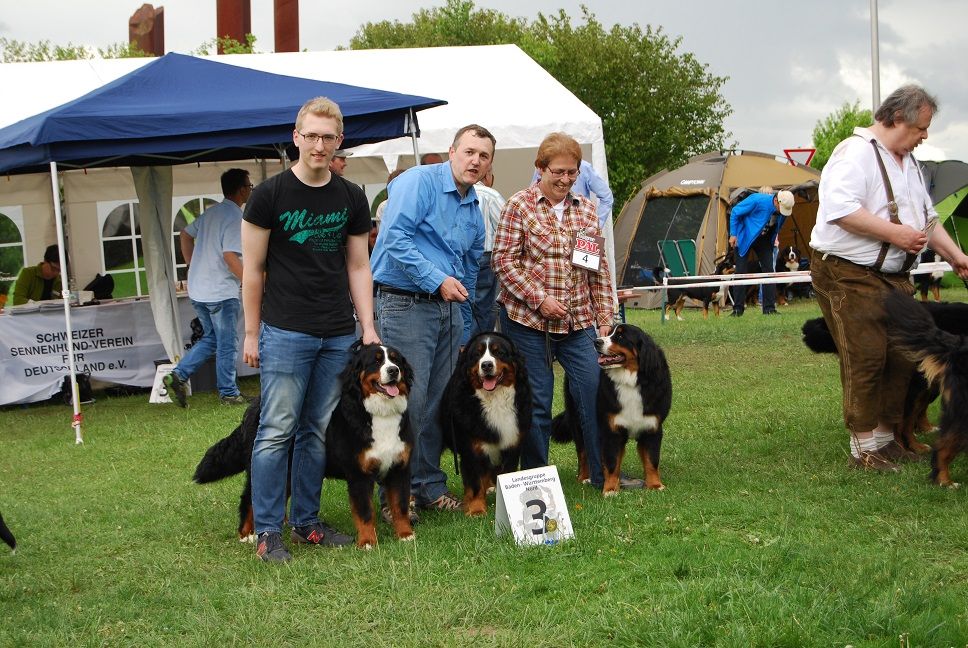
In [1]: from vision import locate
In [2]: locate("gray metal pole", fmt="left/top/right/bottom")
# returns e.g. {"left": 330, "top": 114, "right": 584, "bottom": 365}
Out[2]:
{"left": 870, "top": 0, "right": 881, "bottom": 111}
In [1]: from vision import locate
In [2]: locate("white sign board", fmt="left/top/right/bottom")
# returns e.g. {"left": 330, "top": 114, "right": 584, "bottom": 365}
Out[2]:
{"left": 495, "top": 465, "right": 574, "bottom": 546}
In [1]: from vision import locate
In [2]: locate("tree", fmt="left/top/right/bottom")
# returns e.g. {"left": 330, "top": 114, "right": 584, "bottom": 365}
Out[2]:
{"left": 350, "top": 0, "right": 731, "bottom": 208}
{"left": 0, "top": 38, "right": 151, "bottom": 62}
{"left": 811, "top": 101, "right": 872, "bottom": 170}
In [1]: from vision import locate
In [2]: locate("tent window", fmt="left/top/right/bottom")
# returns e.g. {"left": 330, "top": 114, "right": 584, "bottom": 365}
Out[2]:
{"left": 0, "top": 209, "right": 26, "bottom": 300}
{"left": 622, "top": 195, "right": 708, "bottom": 285}
{"left": 173, "top": 197, "right": 217, "bottom": 282}
{"left": 101, "top": 202, "right": 147, "bottom": 298}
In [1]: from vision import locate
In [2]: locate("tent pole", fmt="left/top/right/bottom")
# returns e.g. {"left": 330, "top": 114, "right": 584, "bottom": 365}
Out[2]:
{"left": 409, "top": 108, "right": 421, "bottom": 162}
{"left": 50, "top": 161, "right": 83, "bottom": 445}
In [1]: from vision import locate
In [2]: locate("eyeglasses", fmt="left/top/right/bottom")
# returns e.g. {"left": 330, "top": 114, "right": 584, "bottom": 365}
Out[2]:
{"left": 546, "top": 168, "right": 580, "bottom": 179}
{"left": 245, "top": 184, "right": 255, "bottom": 189}
{"left": 298, "top": 132, "right": 341, "bottom": 146}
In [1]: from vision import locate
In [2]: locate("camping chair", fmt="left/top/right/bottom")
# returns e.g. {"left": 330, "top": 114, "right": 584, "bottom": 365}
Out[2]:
{"left": 657, "top": 239, "right": 697, "bottom": 323}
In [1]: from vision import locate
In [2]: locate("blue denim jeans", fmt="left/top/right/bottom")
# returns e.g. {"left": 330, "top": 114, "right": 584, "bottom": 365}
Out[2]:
{"left": 467, "top": 251, "right": 499, "bottom": 338}
{"left": 499, "top": 308, "right": 604, "bottom": 486}
{"left": 250, "top": 323, "right": 356, "bottom": 534}
{"left": 377, "top": 290, "right": 461, "bottom": 506}
{"left": 173, "top": 297, "right": 240, "bottom": 397}
{"left": 730, "top": 229, "right": 778, "bottom": 314}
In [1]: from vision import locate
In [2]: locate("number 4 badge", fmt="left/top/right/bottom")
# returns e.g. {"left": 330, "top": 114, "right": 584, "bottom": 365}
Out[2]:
{"left": 571, "top": 232, "right": 604, "bottom": 271}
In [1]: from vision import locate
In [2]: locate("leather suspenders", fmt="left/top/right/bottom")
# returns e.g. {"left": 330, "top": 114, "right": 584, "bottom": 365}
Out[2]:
{"left": 860, "top": 137, "right": 920, "bottom": 272}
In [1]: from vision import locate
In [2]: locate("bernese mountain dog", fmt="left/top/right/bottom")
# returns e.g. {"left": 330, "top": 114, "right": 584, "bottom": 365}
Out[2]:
{"left": 802, "top": 299, "right": 968, "bottom": 460}
{"left": 194, "top": 341, "right": 416, "bottom": 549}
{"left": 440, "top": 331, "right": 532, "bottom": 516}
{"left": 775, "top": 245, "right": 801, "bottom": 306}
{"left": 552, "top": 323, "right": 672, "bottom": 495}
{"left": 884, "top": 291, "right": 967, "bottom": 486}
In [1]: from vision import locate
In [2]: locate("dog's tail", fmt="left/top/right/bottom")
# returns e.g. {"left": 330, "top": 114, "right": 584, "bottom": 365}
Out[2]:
{"left": 550, "top": 377, "right": 579, "bottom": 444}
{"left": 192, "top": 398, "right": 260, "bottom": 484}
{"left": 0, "top": 511, "right": 15, "bottom": 553}
{"left": 884, "top": 291, "right": 960, "bottom": 385}
{"left": 801, "top": 317, "right": 838, "bottom": 354}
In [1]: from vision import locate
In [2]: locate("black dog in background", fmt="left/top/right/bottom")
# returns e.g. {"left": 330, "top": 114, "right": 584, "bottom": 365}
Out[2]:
{"left": 0, "top": 511, "right": 15, "bottom": 553}
{"left": 802, "top": 299, "right": 968, "bottom": 458}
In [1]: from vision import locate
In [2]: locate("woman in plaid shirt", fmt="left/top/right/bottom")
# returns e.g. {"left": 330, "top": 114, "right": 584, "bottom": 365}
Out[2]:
{"left": 493, "top": 132, "right": 620, "bottom": 489}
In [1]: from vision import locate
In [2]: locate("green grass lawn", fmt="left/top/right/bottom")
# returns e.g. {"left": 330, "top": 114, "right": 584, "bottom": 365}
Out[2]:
{"left": 2, "top": 294, "right": 967, "bottom": 647}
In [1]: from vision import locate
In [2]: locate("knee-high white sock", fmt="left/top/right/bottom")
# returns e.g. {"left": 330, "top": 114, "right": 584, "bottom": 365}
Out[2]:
{"left": 873, "top": 426, "right": 895, "bottom": 451}
{"left": 850, "top": 433, "right": 879, "bottom": 458}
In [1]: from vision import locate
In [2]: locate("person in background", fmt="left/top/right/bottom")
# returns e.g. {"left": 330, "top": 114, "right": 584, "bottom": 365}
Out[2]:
{"left": 494, "top": 132, "right": 638, "bottom": 490}
{"left": 10, "top": 244, "right": 62, "bottom": 306}
{"left": 163, "top": 168, "right": 250, "bottom": 407}
{"left": 810, "top": 84, "right": 968, "bottom": 471}
{"left": 371, "top": 125, "right": 493, "bottom": 516}
{"left": 728, "top": 189, "right": 794, "bottom": 316}
{"left": 531, "top": 159, "right": 613, "bottom": 228}
{"left": 465, "top": 168, "right": 506, "bottom": 337}
{"left": 329, "top": 149, "right": 351, "bottom": 176}
{"left": 370, "top": 153, "right": 444, "bottom": 219}
{"left": 242, "top": 96, "right": 375, "bottom": 562}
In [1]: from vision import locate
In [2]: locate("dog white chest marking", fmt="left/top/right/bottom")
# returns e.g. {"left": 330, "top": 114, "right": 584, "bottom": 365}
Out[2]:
{"left": 608, "top": 369, "right": 659, "bottom": 438}
{"left": 364, "top": 393, "right": 408, "bottom": 477}
{"left": 476, "top": 385, "right": 519, "bottom": 465}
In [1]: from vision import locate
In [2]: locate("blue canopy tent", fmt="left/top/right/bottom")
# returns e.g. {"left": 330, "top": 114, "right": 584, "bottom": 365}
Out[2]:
{"left": 0, "top": 52, "right": 446, "bottom": 174}
{"left": 0, "top": 52, "right": 446, "bottom": 441}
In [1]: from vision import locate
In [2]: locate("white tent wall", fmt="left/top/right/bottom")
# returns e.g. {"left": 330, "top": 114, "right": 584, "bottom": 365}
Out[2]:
{"left": 1, "top": 174, "right": 57, "bottom": 265}
{"left": 58, "top": 160, "right": 284, "bottom": 295}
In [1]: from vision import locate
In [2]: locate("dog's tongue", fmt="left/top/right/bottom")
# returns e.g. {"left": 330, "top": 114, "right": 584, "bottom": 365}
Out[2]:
{"left": 383, "top": 384, "right": 400, "bottom": 397}
{"left": 483, "top": 376, "right": 499, "bottom": 391}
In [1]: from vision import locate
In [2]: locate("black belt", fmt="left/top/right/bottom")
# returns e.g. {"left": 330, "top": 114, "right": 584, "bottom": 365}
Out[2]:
{"left": 377, "top": 285, "right": 444, "bottom": 302}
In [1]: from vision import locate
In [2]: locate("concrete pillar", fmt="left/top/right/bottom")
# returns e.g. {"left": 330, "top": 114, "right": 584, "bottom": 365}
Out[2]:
{"left": 128, "top": 3, "right": 165, "bottom": 56}
{"left": 274, "top": 0, "right": 299, "bottom": 52}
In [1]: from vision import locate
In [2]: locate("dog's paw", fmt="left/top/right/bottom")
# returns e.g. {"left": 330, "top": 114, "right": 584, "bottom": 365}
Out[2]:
{"left": 359, "top": 542, "right": 375, "bottom": 551}
{"left": 486, "top": 486, "right": 495, "bottom": 495}
{"left": 399, "top": 533, "right": 416, "bottom": 542}
{"left": 239, "top": 533, "right": 257, "bottom": 544}
{"left": 603, "top": 489, "right": 618, "bottom": 498}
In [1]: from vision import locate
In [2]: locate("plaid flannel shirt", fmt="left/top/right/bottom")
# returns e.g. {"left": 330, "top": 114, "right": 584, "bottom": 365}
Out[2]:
{"left": 493, "top": 184, "right": 614, "bottom": 334}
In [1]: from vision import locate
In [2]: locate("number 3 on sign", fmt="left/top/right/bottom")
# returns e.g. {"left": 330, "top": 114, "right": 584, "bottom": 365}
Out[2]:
{"left": 495, "top": 466, "right": 575, "bottom": 545}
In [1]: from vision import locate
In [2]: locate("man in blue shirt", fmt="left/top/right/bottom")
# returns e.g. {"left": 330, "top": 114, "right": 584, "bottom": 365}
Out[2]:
{"left": 164, "top": 168, "right": 250, "bottom": 406}
{"left": 371, "top": 124, "right": 494, "bottom": 515}
{"left": 728, "top": 189, "right": 794, "bottom": 316}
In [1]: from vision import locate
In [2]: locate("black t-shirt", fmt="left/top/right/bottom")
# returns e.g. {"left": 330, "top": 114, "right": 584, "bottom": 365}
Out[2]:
{"left": 243, "top": 169, "right": 370, "bottom": 337}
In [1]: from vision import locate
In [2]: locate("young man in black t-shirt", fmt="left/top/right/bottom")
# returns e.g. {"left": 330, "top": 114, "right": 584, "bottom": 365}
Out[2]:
{"left": 241, "top": 97, "right": 377, "bottom": 562}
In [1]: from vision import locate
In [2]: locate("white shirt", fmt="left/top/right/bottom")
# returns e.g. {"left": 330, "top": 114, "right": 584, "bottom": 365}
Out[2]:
{"left": 810, "top": 126, "right": 936, "bottom": 272}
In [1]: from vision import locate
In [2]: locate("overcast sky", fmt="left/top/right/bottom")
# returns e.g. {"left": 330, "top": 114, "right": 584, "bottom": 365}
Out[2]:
{"left": 2, "top": 0, "right": 965, "bottom": 162}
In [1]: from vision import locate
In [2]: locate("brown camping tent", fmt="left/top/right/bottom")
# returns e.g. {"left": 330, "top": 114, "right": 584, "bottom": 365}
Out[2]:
{"left": 613, "top": 150, "right": 820, "bottom": 307}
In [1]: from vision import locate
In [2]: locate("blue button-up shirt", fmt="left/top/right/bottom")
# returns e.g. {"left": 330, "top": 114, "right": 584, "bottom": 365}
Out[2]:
{"left": 371, "top": 161, "right": 485, "bottom": 304}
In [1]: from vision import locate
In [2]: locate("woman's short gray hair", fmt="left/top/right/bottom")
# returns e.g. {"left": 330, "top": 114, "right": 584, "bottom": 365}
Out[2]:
{"left": 874, "top": 84, "right": 939, "bottom": 126}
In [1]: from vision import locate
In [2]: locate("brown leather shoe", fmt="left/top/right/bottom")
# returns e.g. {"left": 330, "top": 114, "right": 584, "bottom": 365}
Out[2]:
{"left": 849, "top": 451, "right": 901, "bottom": 473}
{"left": 876, "top": 440, "right": 925, "bottom": 463}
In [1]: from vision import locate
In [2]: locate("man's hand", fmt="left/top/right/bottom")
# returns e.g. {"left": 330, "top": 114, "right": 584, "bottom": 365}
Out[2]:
{"left": 243, "top": 333, "right": 259, "bottom": 368}
{"left": 728, "top": 235, "right": 737, "bottom": 248}
{"left": 892, "top": 224, "right": 928, "bottom": 255}
{"left": 948, "top": 251, "right": 968, "bottom": 280}
{"left": 439, "top": 276, "right": 468, "bottom": 302}
{"left": 360, "top": 324, "right": 380, "bottom": 345}
{"left": 538, "top": 296, "right": 568, "bottom": 320}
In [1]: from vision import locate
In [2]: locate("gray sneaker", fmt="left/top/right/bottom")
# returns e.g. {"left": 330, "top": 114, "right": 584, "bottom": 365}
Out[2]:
{"left": 219, "top": 394, "right": 248, "bottom": 405}
{"left": 291, "top": 521, "right": 353, "bottom": 547}
{"left": 256, "top": 531, "right": 291, "bottom": 563}
{"left": 163, "top": 372, "right": 188, "bottom": 408}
